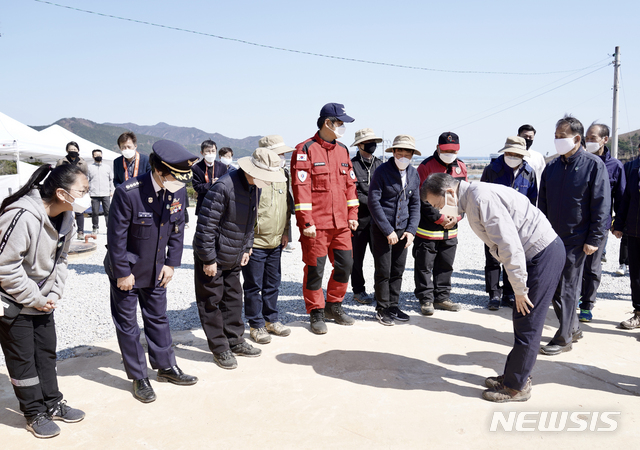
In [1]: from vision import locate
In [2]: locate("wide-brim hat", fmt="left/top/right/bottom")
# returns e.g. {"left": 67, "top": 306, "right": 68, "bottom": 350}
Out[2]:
{"left": 152, "top": 139, "right": 199, "bottom": 182}
{"left": 385, "top": 134, "right": 421, "bottom": 156}
{"left": 237, "top": 148, "right": 287, "bottom": 183}
{"left": 351, "top": 128, "right": 383, "bottom": 147}
{"left": 258, "top": 135, "right": 294, "bottom": 155}
{"left": 498, "top": 136, "right": 530, "bottom": 157}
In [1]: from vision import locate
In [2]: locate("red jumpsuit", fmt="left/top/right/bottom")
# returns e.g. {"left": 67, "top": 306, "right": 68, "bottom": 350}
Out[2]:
{"left": 291, "top": 133, "right": 359, "bottom": 313}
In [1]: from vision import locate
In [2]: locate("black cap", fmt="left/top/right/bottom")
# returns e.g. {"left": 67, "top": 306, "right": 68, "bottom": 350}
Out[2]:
{"left": 319, "top": 103, "right": 355, "bottom": 123}
{"left": 438, "top": 132, "right": 460, "bottom": 151}
{"left": 151, "top": 140, "right": 199, "bottom": 182}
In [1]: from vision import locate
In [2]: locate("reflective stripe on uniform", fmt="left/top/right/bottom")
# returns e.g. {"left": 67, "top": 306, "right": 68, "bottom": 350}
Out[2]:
{"left": 346, "top": 199, "right": 359, "bottom": 207}
{"left": 11, "top": 376, "right": 40, "bottom": 387}
{"left": 416, "top": 227, "right": 458, "bottom": 240}
{"left": 295, "top": 203, "right": 312, "bottom": 211}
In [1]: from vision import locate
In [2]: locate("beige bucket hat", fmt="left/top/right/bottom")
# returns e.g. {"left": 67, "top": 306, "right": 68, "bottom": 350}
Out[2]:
{"left": 237, "top": 148, "right": 287, "bottom": 182}
{"left": 498, "top": 136, "right": 530, "bottom": 157}
{"left": 385, "top": 135, "right": 421, "bottom": 156}
{"left": 351, "top": 128, "right": 383, "bottom": 147}
{"left": 258, "top": 135, "right": 294, "bottom": 155}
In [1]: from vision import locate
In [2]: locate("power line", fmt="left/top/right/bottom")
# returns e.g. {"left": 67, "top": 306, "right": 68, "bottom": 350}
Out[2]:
{"left": 35, "top": 0, "right": 606, "bottom": 76}
{"left": 619, "top": 67, "right": 632, "bottom": 133}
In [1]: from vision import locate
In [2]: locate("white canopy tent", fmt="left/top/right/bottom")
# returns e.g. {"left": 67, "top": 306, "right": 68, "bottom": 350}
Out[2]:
{"left": 39, "top": 124, "right": 119, "bottom": 162}
{"left": 0, "top": 111, "right": 67, "bottom": 164}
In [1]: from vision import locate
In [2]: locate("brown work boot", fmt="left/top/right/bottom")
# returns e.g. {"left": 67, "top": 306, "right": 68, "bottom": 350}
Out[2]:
{"left": 482, "top": 379, "right": 532, "bottom": 403}
{"left": 620, "top": 311, "right": 640, "bottom": 329}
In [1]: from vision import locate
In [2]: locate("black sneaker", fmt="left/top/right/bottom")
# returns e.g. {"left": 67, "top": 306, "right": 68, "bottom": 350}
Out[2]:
{"left": 388, "top": 306, "right": 410, "bottom": 322}
{"left": 48, "top": 400, "right": 85, "bottom": 423}
{"left": 213, "top": 350, "right": 238, "bottom": 369}
{"left": 487, "top": 296, "right": 500, "bottom": 311}
{"left": 376, "top": 308, "right": 394, "bottom": 326}
{"left": 26, "top": 413, "right": 60, "bottom": 439}
{"left": 501, "top": 295, "right": 515, "bottom": 308}
{"left": 230, "top": 341, "right": 261, "bottom": 357}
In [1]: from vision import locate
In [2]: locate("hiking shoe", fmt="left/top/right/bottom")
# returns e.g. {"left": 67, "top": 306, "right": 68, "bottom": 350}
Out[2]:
{"left": 310, "top": 309, "right": 328, "bottom": 334}
{"left": 620, "top": 311, "right": 640, "bottom": 330}
{"left": 539, "top": 342, "right": 572, "bottom": 356}
{"left": 48, "top": 400, "right": 85, "bottom": 423}
{"left": 485, "top": 375, "right": 532, "bottom": 390}
{"left": 26, "top": 413, "right": 60, "bottom": 439}
{"left": 501, "top": 294, "right": 515, "bottom": 308}
{"left": 572, "top": 330, "right": 584, "bottom": 342}
{"left": 76, "top": 232, "right": 84, "bottom": 240}
{"left": 482, "top": 379, "right": 532, "bottom": 403}
{"left": 615, "top": 264, "right": 626, "bottom": 276}
{"left": 92, "top": 227, "right": 99, "bottom": 234}
{"left": 487, "top": 296, "right": 500, "bottom": 311}
{"left": 324, "top": 302, "right": 355, "bottom": 325}
{"left": 250, "top": 327, "right": 272, "bottom": 344}
{"left": 376, "top": 308, "right": 395, "bottom": 326}
{"left": 266, "top": 321, "right": 291, "bottom": 337}
{"left": 434, "top": 300, "right": 461, "bottom": 312}
{"left": 213, "top": 350, "right": 238, "bottom": 369}
{"left": 420, "top": 301, "right": 435, "bottom": 316}
{"left": 231, "top": 341, "right": 261, "bottom": 357}
{"left": 579, "top": 309, "right": 593, "bottom": 322}
{"left": 353, "top": 291, "right": 373, "bottom": 305}
{"left": 388, "top": 306, "right": 410, "bottom": 322}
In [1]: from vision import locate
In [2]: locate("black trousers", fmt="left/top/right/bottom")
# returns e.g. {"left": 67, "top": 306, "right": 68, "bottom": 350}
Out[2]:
{"left": 627, "top": 236, "right": 640, "bottom": 311}
{"left": 413, "top": 237, "right": 457, "bottom": 304}
{"left": 109, "top": 278, "right": 177, "bottom": 380}
{"left": 75, "top": 212, "right": 84, "bottom": 234}
{"left": 484, "top": 244, "right": 513, "bottom": 298}
{"left": 620, "top": 234, "right": 628, "bottom": 265}
{"left": 503, "top": 237, "right": 565, "bottom": 391}
{"left": 351, "top": 220, "right": 373, "bottom": 294}
{"left": 90, "top": 196, "right": 111, "bottom": 229}
{"left": 371, "top": 224, "right": 408, "bottom": 310}
{"left": 0, "top": 313, "right": 63, "bottom": 419}
{"left": 579, "top": 242, "right": 605, "bottom": 311}
{"left": 550, "top": 244, "right": 586, "bottom": 346}
{"left": 194, "top": 257, "right": 245, "bottom": 355}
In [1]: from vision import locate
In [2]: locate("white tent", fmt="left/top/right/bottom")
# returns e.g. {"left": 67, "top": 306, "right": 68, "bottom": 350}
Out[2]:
{"left": 39, "top": 124, "right": 119, "bottom": 162}
{"left": 0, "top": 111, "right": 67, "bottom": 164}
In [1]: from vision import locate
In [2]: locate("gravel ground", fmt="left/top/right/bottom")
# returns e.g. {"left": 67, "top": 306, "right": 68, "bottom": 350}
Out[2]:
{"left": 0, "top": 208, "right": 632, "bottom": 365}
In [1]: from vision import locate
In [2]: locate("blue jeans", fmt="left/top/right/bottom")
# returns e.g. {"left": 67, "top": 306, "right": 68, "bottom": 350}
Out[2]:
{"left": 242, "top": 246, "right": 282, "bottom": 328}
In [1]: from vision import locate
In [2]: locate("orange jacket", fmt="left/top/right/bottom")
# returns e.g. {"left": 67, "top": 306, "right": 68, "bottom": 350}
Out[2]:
{"left": 291, "top": 133, "right": 359, "bottom": 230}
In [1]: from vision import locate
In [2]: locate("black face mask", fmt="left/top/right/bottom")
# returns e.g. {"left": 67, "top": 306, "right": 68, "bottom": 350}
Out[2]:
{"left": 363, "top": 142, "right": 377, "bottom": 154}
{"left": 67, "top": 151, "right": 79, "bottom": 159}
{"left": 94, "top": 156, "right": 103, "bottom": 162}
{"left": 524, "top": 138, "right": 533, "bottom": 150}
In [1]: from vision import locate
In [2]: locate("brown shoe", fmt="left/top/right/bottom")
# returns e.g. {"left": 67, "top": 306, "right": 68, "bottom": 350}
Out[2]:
{"left": 434, "top": 300, "right": 461, "bottom": 312}
{"left": 485, "top": 375, "right": 532, "bottom": 390}
{"left": 620, "top": 311, "right": 640, "bottom": 329}
{"left": 482, "top": 379, "right": 532, "bottom": 403}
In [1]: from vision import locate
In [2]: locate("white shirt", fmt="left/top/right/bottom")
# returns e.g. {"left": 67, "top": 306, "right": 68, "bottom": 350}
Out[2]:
{"left": 524, "top": 149, "right": 546, "bottom": 189}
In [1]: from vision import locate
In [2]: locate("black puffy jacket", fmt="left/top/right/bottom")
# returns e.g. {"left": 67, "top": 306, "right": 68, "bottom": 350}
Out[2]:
{"left": 193, "top": 169, "right": 258, "bottom": 269}
{"left": 614, "top": 156, "right": 640, "bottom": 238}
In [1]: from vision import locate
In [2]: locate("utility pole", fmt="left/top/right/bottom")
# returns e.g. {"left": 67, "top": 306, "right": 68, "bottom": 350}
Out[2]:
{"left": 611, "top": 46, "right": 621, "bottom": 159}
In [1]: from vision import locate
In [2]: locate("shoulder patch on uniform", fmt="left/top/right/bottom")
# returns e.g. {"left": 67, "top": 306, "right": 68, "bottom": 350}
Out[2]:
{"left": 314, "top": 162, "right": 325, "bottom": 167}
{"left": 125, "top": 181, "right": 141, "bottom": 191}
{"left": 350, "top": 170, "right": 356, "bottom": 180}
{"left": 297, "top": 154, "right": 308, "bottom": 161}
{"left": 298, "top": 171, "right": 308, "bottom": 182}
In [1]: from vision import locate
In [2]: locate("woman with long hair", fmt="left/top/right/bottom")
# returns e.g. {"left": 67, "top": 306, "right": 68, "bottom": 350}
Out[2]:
{"left": 0, "top": 163, "right": 88, "bottom": 438}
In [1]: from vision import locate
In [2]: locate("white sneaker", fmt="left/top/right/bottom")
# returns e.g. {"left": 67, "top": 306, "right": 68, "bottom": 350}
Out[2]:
{"left": 615, "top": 264, "right": 626, "bottom": 276}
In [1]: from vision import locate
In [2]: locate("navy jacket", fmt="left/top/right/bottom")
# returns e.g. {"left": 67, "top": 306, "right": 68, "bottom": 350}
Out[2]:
{"left": 481, "top": 155, "right": 537, "bottom": 205}
{"left": 113, "top": 153, "right": 152, "bottom": 188}
{"left": 351, "top": 152, "right": 383, "bottom": 230}
{"left": 368, "top": 159, "right": 420, "bottom": 237}
{"left": 597, "top": 146, "right": 626, "bottom": 229}
{"left": 191, "top": 159, "right": 228, "bottom": 215}
{"left": 105, "top": 171, "right": 186, "bottom": 288}
{"left": 613, "top": 156, "right": 640, "bottom": 237}
{"left": 193, "top": 169, "right": 258, "bottom": 270}
{"left": 539, "top": 147, "right": 611, "bottom": 247}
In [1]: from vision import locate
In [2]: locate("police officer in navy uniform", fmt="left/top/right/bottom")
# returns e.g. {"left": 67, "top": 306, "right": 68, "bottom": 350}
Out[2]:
{"left": 105, "top": 140, "right": 199, "bottom": 403}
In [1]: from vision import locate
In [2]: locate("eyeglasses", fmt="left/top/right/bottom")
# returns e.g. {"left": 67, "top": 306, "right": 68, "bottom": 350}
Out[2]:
{"left": 69, "top": 188, "right": 89, "bottom": 196}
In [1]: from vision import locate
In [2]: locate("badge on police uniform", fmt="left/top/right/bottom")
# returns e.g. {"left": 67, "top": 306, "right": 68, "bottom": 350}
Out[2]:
{"left": 148, "top": 197, "right": 153, "bottom": 203}
{"left": 298, "top": 171, "right": 308, "bottom": 182}
{"left": 170, "top": 198, "right": 182, "bottom": 214}
{"left": 455, "top": 167, "right": 461, "bottom": 174}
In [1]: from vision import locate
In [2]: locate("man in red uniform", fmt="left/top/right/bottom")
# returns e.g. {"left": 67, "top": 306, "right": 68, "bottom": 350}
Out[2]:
{"left": 291, "top": 103, "right": 360, "bottom": 334}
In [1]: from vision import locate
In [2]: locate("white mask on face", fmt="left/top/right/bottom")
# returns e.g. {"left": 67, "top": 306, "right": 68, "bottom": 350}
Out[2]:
{"left": 554, "top": 137, "right": 577, "bottom": 155}
{"left": 394, "top": 156, "right": 411, "bottom": 171}
{"left": 254, "top": 178, "right": 271, "bottom": 189}
{"left": 204, "top": 154, "right": 216, "bottom": 163}
{"left": 331, "top": 124, "right": 346, "bottom": 139}
{"left": 438, "top": 151, "right": 457, "bottom": 165}
{"left": 162, "top": 176, "right": 185, "bottom": 193}
{"left": 64, "top": 190, "right": 91, "bottom": 213}
{"left": 121, "top": 149, "right": 136, "bottom": 160}
{"left": 220, "top": 156, "right": 233, "bottom": 166}
{"left": 504, "top": 155, "right": 523, "bottom": 169}
{"left": 585, "top": 142, "right": 601, "bottom": 153}
{"left": 280, "top": 156, "right": 287, "bottom": 168}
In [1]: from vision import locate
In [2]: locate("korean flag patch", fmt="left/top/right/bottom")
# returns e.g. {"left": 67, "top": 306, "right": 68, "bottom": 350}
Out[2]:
{"left": 349, "top": 170, "right": 356, "bottom": 180}
{"left": 297, "top": 154, "right": 308, "bottom": 161}
{"left": 298, "top": 170, "right": 308, "bottom": 182}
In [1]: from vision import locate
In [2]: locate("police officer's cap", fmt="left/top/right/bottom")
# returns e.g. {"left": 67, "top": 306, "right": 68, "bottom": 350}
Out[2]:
{"left": 151, "top": 140, "right": 199, "bottom": 182}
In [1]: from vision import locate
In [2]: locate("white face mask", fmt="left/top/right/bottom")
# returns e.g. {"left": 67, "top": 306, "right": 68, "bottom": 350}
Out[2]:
{"left": 121, "top": 149, "right": 136, "bottom": 160}
{"left": 220, "top": 156, "right": 233, "bottom": 166}
{"left": 331, "top": 123, "right": 346, "bottom": 139}
{"left": 162, "top": 176, "right": 185, "bottom": 193}
{"left": 394, "top": 156, "right": 411, "bottom": 171}
{"left": 254, "top": 178, "right": 271, "bottom": 189}
{"left": 280, "top": 156, "right": 287, "bottom": 168}
{"left": 438, "top": 151, "right": 457, "bottom": 164}
{"left": 204, "top": 154, "right": 216, "bottom": 163}
{"left": 439, "top": 191, "right": 459, "bottom": 217}
{"left": 585, "top": 142, "right": 601, "bottom": 154}
{"left": 504, "top": 155, "right": 523, "bottom": 169}
{"left": 64, "top": 190, "right": 91, "bottom": 213}
{"left": 554, "top": 137, "right": 578, "bottom": 155}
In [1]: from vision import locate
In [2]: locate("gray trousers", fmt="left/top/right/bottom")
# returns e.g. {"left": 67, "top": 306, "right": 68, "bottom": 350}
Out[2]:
{"left": 550, "top": 244, "right": 585, "bottom": 346}
{"left": 579, "top": 242, "right": 605, "bottom": 311}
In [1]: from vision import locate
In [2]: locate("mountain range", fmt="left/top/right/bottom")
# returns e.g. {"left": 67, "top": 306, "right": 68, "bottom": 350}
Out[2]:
{"left": 31, "top": 118, "right": 262, "bottom": 157}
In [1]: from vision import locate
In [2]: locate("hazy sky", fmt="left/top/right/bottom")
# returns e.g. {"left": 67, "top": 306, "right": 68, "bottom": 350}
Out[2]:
{"left": 2, "top": 0, "right": 638, "bottom": 157}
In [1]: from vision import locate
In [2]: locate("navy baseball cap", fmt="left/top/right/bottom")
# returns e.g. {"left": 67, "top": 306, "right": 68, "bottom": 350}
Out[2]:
{"left": 319, "top": 103, "right": 355, "bottom": 123}
{"left": 438, "top": 132, "right": 460, "bottom": 151}
{"left": 151, "top": 140, "right": 199, "bottom": 182}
